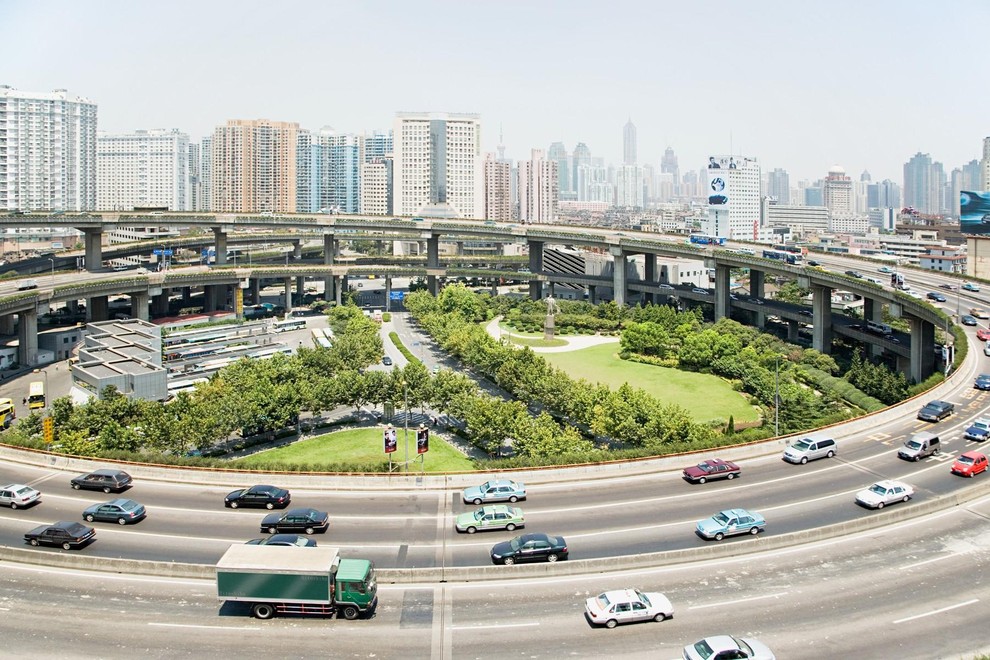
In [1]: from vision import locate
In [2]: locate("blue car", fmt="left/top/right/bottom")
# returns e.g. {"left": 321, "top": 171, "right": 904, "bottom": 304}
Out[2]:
{"left": 462, "top": 479, "right": 526, "bottom": 505}
{"left": 82, "top": 498, "right": 146, "bottom": 525}
{"left": 926, "top": 292, "right": 947, "bottom": 302}
{"left": 962, "top": 315, "right": 978, "bottom": 326}
{"left": 975, "top": 374, "right": 990, "bottom": 391}
{"left": 696, "top": 508, "right": 766, "bottom": 541}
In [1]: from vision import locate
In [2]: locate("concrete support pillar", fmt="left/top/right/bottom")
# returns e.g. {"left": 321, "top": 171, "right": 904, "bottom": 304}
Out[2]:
{"left": 788, "top": 320, "right": 800, "bottom": 342}
{"left": 864, "top": 298, "right": 884, "bottom": 358}
{"left": 130, "top": 292, "right": 150, "bottom": 321}
{"left": 182, "top": 287, "right": 191, "bottom": 304}
{"left": 88, "top": 296, "right": 109, "bottom": 322}
{"left": 428, "top": 275, "right": 439, "bottom": 297}
{"left": 528, "top": 239, "right": 545, "bottom": 301}
{"left": 0, "top": 314, "right": 15, "bottom": 336}
{"left": 83, "top": 228, "right": 103, "bottom": 273}
{"left": 714, "top": 263, "right": 731, "bottom": 320}
{"left": 908, "top": 316, "right": 936, "bottom": 384}
{"left": 17, "top": 309, "right": 38, "bottom": 366}
{"left": 645, "top": 253, "right": 657, "bottom": 305}
{"left": 249, "top": 279, "right": 261, "bottom": 305}
{"left": 293, "top": 241, "right": 302, "bottom": 260}
{"left": 213, "top": 227, "right": 228, "bottom": 266}
{"left": 334, "top": 276, "right": 342, "bottom": 305}
{"left": 588, "top": 285, "right": 598, "bottom": 304}
{"left": 549, "top": 281, "right": 556, "bottom": 297}
{"left": 323, "top": 277, "right": 334, "bottom": 303}
{"left": 385, "top": 276, "right": 392, "bottom": 312}
{"left": 152, "top": 292, "right": 170, "bottom": 316}
{"left": 283, "top": 278, "right": 293, "bottom": 309}
{"left": 323, "top": 235, "right": 336, "bottom": 266}
{"left": 296, "top": 276, "right": 305, "bottom": 301}
{"left": 611, "top": 246, "right": 627, "bottom": 307}
{"left": 427, "top": 235, "right": 440, "bottom": 268}
{"left": 749, "top": 269, "right": 766, "bottom": 327}
{"left": 456, "top": 241, "right": 464, "bottom": 256}
{"left": 202, "top": 285, "right": 218, "bottom": 312}
{"left": 811, "top": 284, "right": 833, "bottom": 353}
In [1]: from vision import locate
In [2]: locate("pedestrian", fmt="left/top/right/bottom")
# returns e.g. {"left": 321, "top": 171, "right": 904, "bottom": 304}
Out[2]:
{"left": 22, "top": 398, "right": 26, "bottom": 406}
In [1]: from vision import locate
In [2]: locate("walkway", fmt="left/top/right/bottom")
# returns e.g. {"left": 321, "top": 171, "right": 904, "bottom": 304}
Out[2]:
{"left": 484, "top": 317, "right": 620, "bottom": 353}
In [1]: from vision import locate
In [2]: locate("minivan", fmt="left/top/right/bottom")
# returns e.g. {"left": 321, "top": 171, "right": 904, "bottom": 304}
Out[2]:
{"left": 898, "top": 432, "right": 940, "bottom": 461}
{"left": 783, "top": 436, "right": 837, "bottom": 464}
{"left": 70, "top": 469, "right": 133, "bottom": 494}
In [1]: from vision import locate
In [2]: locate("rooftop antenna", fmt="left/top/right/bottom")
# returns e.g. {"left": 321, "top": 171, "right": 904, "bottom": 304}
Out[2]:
{"left": 497, "top": 123, "right": 505, "bottom": 161}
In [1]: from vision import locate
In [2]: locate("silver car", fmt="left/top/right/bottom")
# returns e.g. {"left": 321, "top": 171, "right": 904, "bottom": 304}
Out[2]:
{"left": 0, "top": 484, "right": 41, "bottom": 509}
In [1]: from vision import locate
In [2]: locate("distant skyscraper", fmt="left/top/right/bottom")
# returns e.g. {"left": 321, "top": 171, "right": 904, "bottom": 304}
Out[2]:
{"left": 704, "top": 155, "right": 760, "bottom": 239}
{"left": 860, "top": 170, "right": 872, "bottom": 182}
{"left": 981, "top": 137, "right": 990, "bottom": 190}
{"left": 767, "top": 168, "right": 790, "bottom": 204}
{"left": 547, "top": 142, "right": 570, "bottom": 195}
{"left": 518, "top": 149, "right": 558, "bottom": 224}
{"left": 575, "top": 163, "right": 611, "bottom": 203}
{"left": 623, "top": 119, "right": 637, "bottom": 166}
{"left": 313, "top": 128, "right": 361, "bottom": 214}
{"left": 572, "top": 142, "right": 591, "bottom": 186}
{"left": 903, "top": 152, "right": 946, "bottom": 215}
{"left": 804, "top": 186, "right": 823, "bottom": 206}
{"left": 0, "top": 85, "right": 97, "bottom": 211}
{"left": 661, "top": 146, "right": 679, "bottom": 180}
{"left": 188, "top": 143, "right": 201, "bottom": 212}
{"left": 198, "top": 137, "right": 212, "bottom": 212}
{"left": 823, "top": 165, "right": 853, "bottom": 216}
{"left": 393, "top": 112, "right": 482, "bottom": 218}
{"left": 867, "top": 179, "right": 900, "bottom": 210}
{"left": 962, "top": 159, "right": 980, "bottom": 191}
{"left": 615, "top": 165, "right": 643, "bottom": 207}
{"left": 483, "top": 152, "right": 512, "bottom": 222}
{"left": 211, "top": 119, "right": 299, "bottom": 213}
{"left": 295, "top": 129, "right": 314, "bottom": 213}
{"left": 97, "top": 129, "right": 190, "bottom": 211}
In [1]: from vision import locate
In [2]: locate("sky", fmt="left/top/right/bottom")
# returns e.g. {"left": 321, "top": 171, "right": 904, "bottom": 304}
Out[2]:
{"left": 3, "top": 0, "right": 988, "bottom": 184}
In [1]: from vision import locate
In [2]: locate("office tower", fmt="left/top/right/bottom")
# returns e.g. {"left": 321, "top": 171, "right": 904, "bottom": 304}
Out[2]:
{"left": 313, "top": 129, "right": 361, "bottom": 214}
{"left": 0, "top": 85, "right": 98, "bottom": 211}
{"left": 483, "top": 152, "right": 511, "bottom": 221}
{"left": 962, "top": 159, "right": 980, "bottom": 191}
{"left": 362, "top": 130, "right": 393, "bottom": 163}
{"left": 198, "top": 137, "right": 212, "bottom": 212}
{"left": 517, "top": 149, "right": 558, "bottom": 224}
{"left": 902, "top": 152, "right": 945, "bottom": 215}
{"left": 211, "top": 119, "right": 299, "bottom": 213}
{"left": 661, "top": 146, "right": 679, "bottom": 180}
{"left": 682, "top": 170, "right": 699, "bottom": 199}
{"left": 360, "top": 158, "right": 393, "bottom": 215}
{"left": 860, "top": 170, "right": 871, "bottom": 182}
{"left": 867, "top": 179, "right": 900, "bottom": 210}
{"left": 615, "top": 165, "right": 643, "bottom": 207}
{"left": 572, "top": 142, "right": 591, "bottom": 174}
{"left": 641, "top": 164, "right": 657, "bottom": 204}
{"left": 951, "top": 168, "right": 963, "bottom": 218}
{"left": 823, "top": 165, "right": 853, "bottom": 215}
{"left": 981, "top": 137, "right": 990, "bottom": 190}
{"left": 296, "top": 129, "right": 315, "bottom": 213}
{"left": 767, "top": 168, "right": 790, "bottom": 204}
{"left": 547, "top": 142, "right": 570, "bottom": 195}
{"left": 575, "top": 163, "right": 611, "bottom": 203}
{"left": 393, "top": 112, "right": 482, "bottom": 218}
{"left": 97, "top": 129, "right": 190, "bottom": 211}
{"left": 704, "top": 155, "right": 761, "bottom": 239}
{"left": 623, "top": 119, "right": 637, "bottom": 166}
{"left": 804, "top": 186, "right": 823, "bottom": 206}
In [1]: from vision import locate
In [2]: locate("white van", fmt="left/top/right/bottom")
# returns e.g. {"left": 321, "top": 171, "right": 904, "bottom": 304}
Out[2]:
{"left": 783, "top": 436, "right": 837, "bottom": 464}
{"left": 985, "top": 341, "right": 990, "bottom": 357}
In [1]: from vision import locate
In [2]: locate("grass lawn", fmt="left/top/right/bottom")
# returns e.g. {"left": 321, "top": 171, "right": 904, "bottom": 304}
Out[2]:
{"left": 541, "top": 344, "right": 759, "bottom": 424}
{"left": 504, "top": 335, "right": 568, "bottom": 348}
{"left": 231, "top": 427, "right": 477, "bottom": 472}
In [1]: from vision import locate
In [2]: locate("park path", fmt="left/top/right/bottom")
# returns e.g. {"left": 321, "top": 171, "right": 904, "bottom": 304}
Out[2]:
{"left": 484, "top": 317, "right": 620, "bottom": 353}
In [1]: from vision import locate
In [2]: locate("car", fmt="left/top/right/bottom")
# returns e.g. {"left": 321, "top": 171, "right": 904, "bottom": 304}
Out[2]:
{"left": 70, "top": 469, "right": 132, "bottom": 493}
{"left": 970, "top": 307, "right": 990, "bottom": 319}
{"left": 381, "top": 356, "right": 393, "bottom": 366}
{"left": 658, "top": 284, "right": 674, "bottom": 291}
{"left": 917, "top": 400, "right": 954, "bottom": 422}
{"left": 807, "top": 260, "right": 820, "bottom": 267}
{"left": 692, "top": 287, "right": 710, "bottom": 295}
{"left": 24, "top": 521, "right": 96, "bottom": 550}
{"left": 962, "top": 315, "right": 978, "bottom": 326}
{"left": 848, "top": 323, "right": 863, "bottom": 330}
{"left": 927, "top": 292, "right": 947, "bottom": 302}
{"left": 245, "top": 534, "right": 318, "bottom": 547}
{"left": 260, "top": 211, "right": 275, "bottom": 217}
{"left": 455, "top": 504, "right": 525, "bottom": 534}
{"left": 431, "top": 365, "right": 441, "bottom": 375}
{"left": 749, "top": 298, "right": 765, "bottom": 305}
{"left": 897, "top": 432, "right": 940, "bottom": 461}
{"left": 964, "top": 417, "right": 990, "bottom": 441}
{"left": 951, "top": 451, "right": 989, "bottom": 477}
{"left": 798, "top": 310, "right": 813, "bottom": 317}
{"left": 684, "top": 635, "right": 776, "bottom": 660}
{"left": 695, "top": 508, "right": 765, "bottom": 541}
{"left": 584, "top": 588, "right": 674, "bottom": 628}
{"left": 855, "top": 479, "right": 914, "bottom": 509}
{"left": 225, "top": 485, "right": 291, "bottom": 509}
{"left": 844, "top": 270, "right": 863, "bottom": 278}
{"left": 82, "top": 498, "right": 146, "bottom": 525}
{"left": 878, "top": 266, "right": 894, "bottom": 273}
{"left": 682, "top": 458, "right": 740, "bottom": 484}
{"left": 0, "top": 484, "right": 41, "bottom": 509}
{"left": 939, "top": 283, "right": 957, "bottom": 290}
{"left": 462, "top": 479, "right": 526, "bottom": 505}
{"left": 962, "top": 282, "right": 981, "bottom": 292}
{"left": 490, "top": 532, "right": 568, "bottom": 565}
{"left": 975, "top": 374, "right": 990, "bottom": 391}
{"left": 260, "top": 507, "right": 330, "bottom": 534}
{"left": 978, "top": 329, "right": 990, "bottom": 341}
{"left": 782, "top": 436, "right": 836, "bottom": 464}
{"left": 883, "top": 334, "right": 901, "bottom": 344}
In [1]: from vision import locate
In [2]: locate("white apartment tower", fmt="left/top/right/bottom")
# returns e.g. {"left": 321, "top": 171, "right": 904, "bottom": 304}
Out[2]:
{"left": 483, "top": 152, "right": 512, "bottom": 222}
{"left": 823, "top": 165, "right": 853, "bottom": 216}
{"left": 615, "top": 165, "right": 644, "bottom": 207}
{"left": 704, "top": 155, "right": 761, "bottom": 239}
{"left": 360, "top": 158, "right": 392, "bottom": 215}
{"left": 97, "top": 129, "right": 190, "bottom": 211}
{"left": 981, "top": 137, "right": 990, "bottom": 191}
{"left": 393, "top": 112, "right": 483, "bottom": 218}
{"left": 0, "top": 85, "right": 98, "bottom": 211}
{"left": 517, "top": 149, "right": 558, "bottom": 224}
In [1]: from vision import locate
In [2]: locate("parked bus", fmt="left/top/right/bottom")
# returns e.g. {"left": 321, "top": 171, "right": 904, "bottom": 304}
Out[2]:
{"left": 28, "top": 381, "right": 45, "bottom": 410}
{"left": 761, "top": 249, "right": 802, "bottom": 265}
{"left": 772, "top": 243, "right": 809, "bottom": 256}
{"left": 248, "top": 346, "right": 295, "bottom": 360}
{"left": 167, "top": 378, "right": 209, "bottom": 398}
{"left": 0, "top": 398, "right": 15, "bottom": 428}
{"left": 689, "top": 234, "right": 727, "bottom": 246}
{"left": 272, "top": 319, "right": 306, "bottom": 333}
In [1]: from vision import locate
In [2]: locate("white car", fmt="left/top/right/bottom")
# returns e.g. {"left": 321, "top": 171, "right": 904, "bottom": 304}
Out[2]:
{"left": 0, "top": 483, "right": 41, "bottom": 509}
{"left": 855, "top": 480, "right": 914, "bottom": 509}
{"left": 585, "top": 589, "right": 673, "bottom": 628}
{"left": 683, "top": 635, "right": 775, "bottom": 660}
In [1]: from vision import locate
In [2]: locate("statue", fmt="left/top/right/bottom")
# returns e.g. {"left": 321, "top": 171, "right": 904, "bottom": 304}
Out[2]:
{"left": 543, "top": 295, "right": 559, "bottom": 340}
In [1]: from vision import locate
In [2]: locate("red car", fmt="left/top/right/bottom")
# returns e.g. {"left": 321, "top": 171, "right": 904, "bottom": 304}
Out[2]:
{"left": 977, "top": 329, "right": 990, "bottom": 342}
{"left": 951, "top": 451, "right": 988, "bottom": 477}
{"left": 682, "top": 458, "right": 741, "bottom": 484}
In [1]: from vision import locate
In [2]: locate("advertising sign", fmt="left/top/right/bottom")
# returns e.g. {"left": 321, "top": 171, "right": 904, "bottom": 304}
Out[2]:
{"left": 416, "top": 426, "right": 429, "bottom": 454}
{"left": 383, "top": 426, "right": 397, "bottom": 454}
{"left": 960, "top": 191, "right": 990, "bottom": 235}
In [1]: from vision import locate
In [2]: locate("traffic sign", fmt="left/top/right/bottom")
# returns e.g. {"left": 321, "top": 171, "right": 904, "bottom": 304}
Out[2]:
{"left": 389, "top": 291, "right": 405, "bottom": 301}
{"left": 152, "top": 249, "right": 173, "bottom": 256}
{"left": 43, "top": 417, "right": 53, "bottom": 444}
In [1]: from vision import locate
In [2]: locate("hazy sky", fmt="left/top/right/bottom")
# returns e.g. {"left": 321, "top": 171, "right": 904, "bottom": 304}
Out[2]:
{"left": 3, "top": 0, "right": 987, "bottom": 183}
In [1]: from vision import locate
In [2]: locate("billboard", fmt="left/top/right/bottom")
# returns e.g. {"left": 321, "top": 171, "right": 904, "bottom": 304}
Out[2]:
{"left": 960, "top": 191, "right": 990, "bottom": 235}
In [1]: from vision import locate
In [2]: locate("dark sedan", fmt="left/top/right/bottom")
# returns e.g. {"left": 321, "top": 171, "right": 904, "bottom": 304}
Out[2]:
{"left": 246, "top": 534, "right": 317, "bottom": 547}
{"left": 682, "top": 458, "right": 741, "bottom": 484}
{"left": 490, "top": 532, "right": 568, "bottom": 565}
{"left": 962, "top": 315, "right": 978, "bottom": 326}
{"left": 225, "top": 485, "right": 291, "bottom": 510}
{"left": 918, "top": 400, "right": 954, "bottom": 422}
{"left": 260, "top": 507, "right": 330, "bottom": 534}
{"left": 24, "top": 521, "right": 96, "bottom": 550}
{"left": 70, "top": 469, "right": 132, "bottom": 494}
{"left": 926, "top": 292, "right": 947, "bottom": 302}
{"left": 975, "top": 374, "right": 990, "bottom": 391}
{"left": 82, "top": 498, "right": 146, "bottom": 525}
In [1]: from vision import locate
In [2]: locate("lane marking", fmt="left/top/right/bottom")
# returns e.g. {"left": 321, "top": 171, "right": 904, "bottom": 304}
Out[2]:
{"left": 148, "top": 622, "right": 263, "bottom": 631}
{"left": 892, "top": 599, "right": 978, "bottom": 624}
{"left": 898, "top": 553, "right": 961, "bottom": 571}
{"left": 449, "top": 622, "right": 539, "bottom": 630}
{"left": 688, "top": 591, "right": 787, "bottom": 610}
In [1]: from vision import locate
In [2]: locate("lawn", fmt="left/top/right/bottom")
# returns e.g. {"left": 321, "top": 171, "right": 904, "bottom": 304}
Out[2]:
{"left": 541, "top": 344, "right": 760, "bottom": 424}
{"left": 231, "top": 427, "right": 478, "bottom": 472}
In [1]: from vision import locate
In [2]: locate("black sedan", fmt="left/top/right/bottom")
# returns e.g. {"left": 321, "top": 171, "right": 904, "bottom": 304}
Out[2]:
{"left": 260, "top": 508, "right": 330, "bottom": 534}
{"left": 975, "top": 374, "right": 990, "bottom": 391}
{"left": 927, "top": 292, "right": 947, "bottom": 302}
{"left": 225, "top": 485, "right": 291, "bottom": 510}
{"left": 490, "top": 532, "right": 568, "bottom": 565}
{"left": 24, "top": 521, "right": 96, "bottom": 550}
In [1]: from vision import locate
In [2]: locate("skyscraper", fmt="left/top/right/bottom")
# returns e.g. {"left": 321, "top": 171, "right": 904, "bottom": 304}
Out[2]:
{"left": 188, "top": 143, "right": 201, "bottom": 212}
{"left": 623, "top": 119, "right": 637, "bottom": 166}
{"left": 615, "top": 165, "right": 643, "bottom": 207}
{"left": 823, "top": 165, "right": 853, "bottom": 216}
{"left": 97, "top": 129, "right": 189, "bottom": 211}
{"left": 211, "top": 119, "right": 299, "bottom": 213}
{"left": 517, "top": 149, "right": 558, "bottom": 224}
{"left": 198, "top": 137, "right": 212, "bottom": 212}
{"left": 661, "top": 146, "right": 679, "bottom": 180}
{"left": 572, "top": 142, "right": 591, "bottom": 188}
{"left": 360, "top": 158, "right": 393, "bottom": 216}
{"left": 981, "top": 137, "right": 990, "bottom": 191}
{"left": 393, "top": 112, "right": 483, "bottom": 218}
{"left": 0, "top": 85, "right": 98, "bottom": 211}
{"left": 313, "top": 128, "right": 361, "bottom": 214}
{"left": 362, "top": 130, "right": 393, "bottom": 163}
{"left": 704, "top": 155, "right": 761, "bottom": 239}
{"left": 903, "top": 152, "right": 945, "bottom": 215}
{"left": 767, "top": 168, "right": 790, "bottom": 204}
{"left": 483, "top": 152, "right": 511, "bottom": 222}
{"left": 547, "top": 142, "right": 570, "bottom": 195}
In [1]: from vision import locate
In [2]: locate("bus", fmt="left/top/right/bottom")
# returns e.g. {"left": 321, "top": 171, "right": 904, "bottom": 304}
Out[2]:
{"left": 772, "top": 243, "right": 809, "bottom": 256}
{"left": 167, "top": 378, "right": 208, "bottom": 398}
{"left": 761, "top": 249, "right": 802, "bottom": 265}
{"left": 248, "top": 346, "right": 295, "bottom": 360}
{"left": 311, "top": 329, "right": 332, "bottom": 348}
{"left": 273, "top": 318, "right": 306, "bottom": 333}
{"left": 689, "top": 234, "right": 727, "bottom": 246}
{"left": 0, "top": 398, "right": 15, "bottom": 429}
{"left": 28, "top": 381, "right": 45, "bottom": 410}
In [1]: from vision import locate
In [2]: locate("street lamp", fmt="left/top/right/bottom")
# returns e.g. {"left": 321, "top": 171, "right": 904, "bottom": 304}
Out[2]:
{"left": 403, "top": 380, "right": 410, "bottom": 472}
{"left": 48, "top": 257, "right": 55, "bottom": 287}
{"left": 32, "top": 368, "right": 49, "bottom": 410}
{"left": 774, "top": 355, "right": 780, "bottom": 437}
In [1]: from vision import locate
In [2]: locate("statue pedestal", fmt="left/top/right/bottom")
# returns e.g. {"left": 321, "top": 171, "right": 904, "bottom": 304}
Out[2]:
{"left": 544, "top": 315, "right": 555, "bottom": 341}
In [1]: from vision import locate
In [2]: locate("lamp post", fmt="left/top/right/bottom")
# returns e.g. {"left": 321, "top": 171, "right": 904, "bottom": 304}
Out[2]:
{"left": 774, "top": 355, "right": 780, "bottom": 437}
{"left": 403, "top": 380, "right": 410, "bottom": 472}
{"left": 48, "top": 257, "right": 55, "bottom": 287}
{"left": 32, "top": 368, "right": 49, "bottom": 410}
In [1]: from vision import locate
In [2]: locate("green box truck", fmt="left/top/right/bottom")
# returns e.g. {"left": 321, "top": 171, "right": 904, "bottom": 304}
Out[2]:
{"left": 216, "top": 544, "right": 377, "bottom": 620}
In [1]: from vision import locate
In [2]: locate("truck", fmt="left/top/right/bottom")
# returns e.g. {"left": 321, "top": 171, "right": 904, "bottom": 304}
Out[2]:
{"left": 216, "top": 544, "right": 377, "bottom": 620}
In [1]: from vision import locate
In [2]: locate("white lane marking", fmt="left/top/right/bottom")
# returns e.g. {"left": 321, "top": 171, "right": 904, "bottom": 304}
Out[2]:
{"left": 148, "top": 622, "right": 262, "bottom": 631}
{"left": 0, "top": 562, "right": 208, "bottom": 584}
{"left": 449, "top": 622, "right": 540, "bottom": 630}
{"left": 898, "top": 553, "right": 961, "bottom": 571}
{"left": 892, "top": 599, "right": 978, "bottom": 624}
{"left": 688, "top": 591, "right": 787, "bottom": 610}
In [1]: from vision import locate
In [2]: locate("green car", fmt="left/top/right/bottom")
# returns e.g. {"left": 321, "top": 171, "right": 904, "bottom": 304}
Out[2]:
{"left": 455, "top": 504, "right": 525, "bottom": 534}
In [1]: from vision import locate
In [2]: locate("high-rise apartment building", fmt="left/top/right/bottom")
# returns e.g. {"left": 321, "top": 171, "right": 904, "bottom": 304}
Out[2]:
{"left": 483, "top": 152, "right": 511, "bottom": 221}
{"left": 867, "top": 179, "right": 901, "bottom": 210}
{"left": 314, "top": 129, "right": 361, "bottom": 214}
{"left": 188, "top": 143, "right": 201, "bottom": 212}
{"left": 547, "top": 142, "right": 570, "bottom": 196}
{"left": 97, "top": 129, "right": 189, "bottom": 211}
{"left": 623, "top": 119, "right": 637, "bottom": 166}
{"left": 615, "top": 165, "right": 643, "bottom": 207}
{"left": 362, "top": 130, "right": 393, "bottom": 163}
{"left": 823, "top": 165, "right": 853, "bottom": 216}
{"left": 393, "top": 112, "right": 482, "bottom": 218}
{"left": 575, "top": 164, "right": 612, "bottom": 203}
{"left": 0, "top": 85, "right": 98, "bottom": 211}
{"left": 360, "top": 158, "right": 393, "bottom": 216}
{"left": 211, "top": 119, "right": 299, "bottom": 213}
{"left": 704, "top": 155, "right": 760, "bottom": 239}
{"left": 197, "top": 137, "right": 212, "bottom": 212}
{"left": 903, "top": 152, "right": 945, "bottom": 215}
{"left": 961, "top": 159, "right": 980, "bottom": 191}
{"left": 517, "top": 149, "right": 558, "bottom": 224}
{"left": 766, "top": 168, "right": 790, "bottom": 204}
